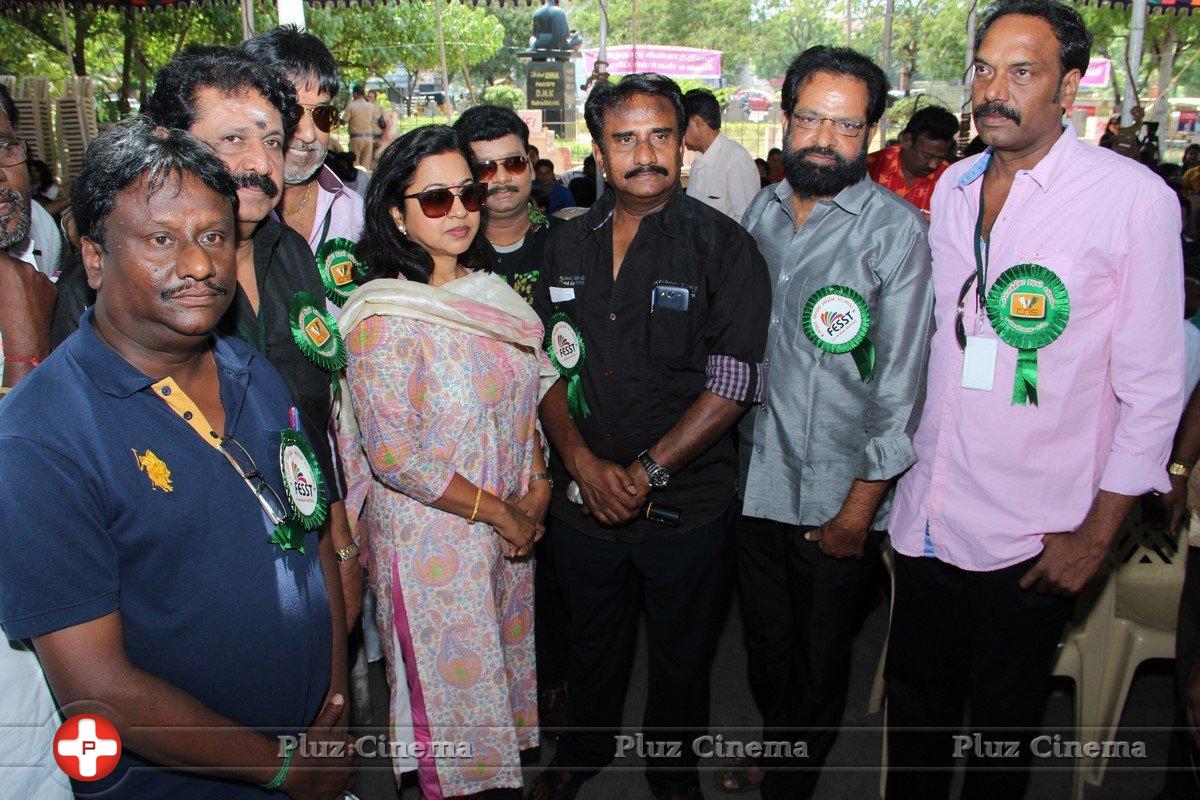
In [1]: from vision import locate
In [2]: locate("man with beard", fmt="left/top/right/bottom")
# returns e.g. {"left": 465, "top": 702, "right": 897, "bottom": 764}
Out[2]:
{"left": 0, "top": 116, "right": 354, "bottom": 800}
{"left": 866, "top": 104, "right": 959, "bottom": 217}
{"left": 242, "top": 26, "right": 365, "bottom": 633}
{"left": 886, "top": 1, "right": 1184, "bottom": 796}
{"left": 0, "top": 84, "right": 56, "bottom": 389}
{"left": 453, "top": 104, "right": 559, "bottom": 304}
{"left": 530, "top": 73, "right": 771, "bottom": 800}
{"left": 719, "top": 46, "right": 933, "bottom": 800}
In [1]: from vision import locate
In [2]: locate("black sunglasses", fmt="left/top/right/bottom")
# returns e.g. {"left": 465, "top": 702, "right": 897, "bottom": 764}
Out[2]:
{"left": 402, "top": 182, "right": 488, "bottom": 218}
{"left": 219, "top": 436, "right": 290, "bottom": 526}
{"left": 955, "top": 272, "right": 979, "bottom": 350}
{"left": 476, "top": 155, "right": 529, "bottom": 181}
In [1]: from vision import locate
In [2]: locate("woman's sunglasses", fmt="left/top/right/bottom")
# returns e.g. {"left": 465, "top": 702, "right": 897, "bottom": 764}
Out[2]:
{"left": 403, "top": 182, "right": 489, "bottom": 218}
{"left": 300, "top": 103, "right": 340, "bottom": 133}
{"left": 476, "top": 155, "right": 529, "bottom": 181}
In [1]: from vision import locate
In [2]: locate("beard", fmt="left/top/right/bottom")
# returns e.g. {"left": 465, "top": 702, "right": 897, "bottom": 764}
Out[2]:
{"left": 0, "top": 188, "right": 32, "bottom": 250}
{"left": 783, "top": 138, "right": 869, "bottom": 199}
{"left": 284, "top": 140, "right": 328, "bottom": 185}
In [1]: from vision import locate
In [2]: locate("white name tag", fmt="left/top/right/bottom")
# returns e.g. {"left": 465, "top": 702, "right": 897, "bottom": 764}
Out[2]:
{"left": 549, "top": 286, "right": 575, "bottom": 303}
{"left": 961, "top": 335, "right": 997, "bottom": 391}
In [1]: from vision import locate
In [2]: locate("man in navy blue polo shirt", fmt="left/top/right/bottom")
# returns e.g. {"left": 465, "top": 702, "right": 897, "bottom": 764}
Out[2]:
{"left": 0, "top": 119, "right": 353, "bottom": 798}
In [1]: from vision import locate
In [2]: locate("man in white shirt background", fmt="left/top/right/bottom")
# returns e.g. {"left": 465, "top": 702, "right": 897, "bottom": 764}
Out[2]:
{"left": 684, "top": 88, "right": 761, "bottom": 222}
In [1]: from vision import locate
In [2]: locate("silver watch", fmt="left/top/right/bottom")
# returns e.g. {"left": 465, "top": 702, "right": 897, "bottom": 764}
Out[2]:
{"left": 637, "top": 450, "right": 670, "bottom": 488}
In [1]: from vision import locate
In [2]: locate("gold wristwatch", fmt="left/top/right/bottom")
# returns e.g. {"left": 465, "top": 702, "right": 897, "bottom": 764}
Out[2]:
{"left": 335, "top": 542, "right": 360, "bottom": 564}
{"left": 1169, "top": 461, "right": 1194, "bottom": 479}
{"left": 529, "top": 471, "right": 553, "bottom": 489}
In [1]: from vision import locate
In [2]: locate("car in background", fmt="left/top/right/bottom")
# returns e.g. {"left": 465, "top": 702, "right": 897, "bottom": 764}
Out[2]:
{"left": 730, "top": 90, "right": 773, "bottom": 114}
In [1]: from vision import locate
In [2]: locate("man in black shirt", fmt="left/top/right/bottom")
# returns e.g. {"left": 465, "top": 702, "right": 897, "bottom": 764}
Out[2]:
{"left": 453, "top": 105, "right": 558, "bottom": 304}
{"left": 530, "top": 74, "right": 771, "bottom": 800}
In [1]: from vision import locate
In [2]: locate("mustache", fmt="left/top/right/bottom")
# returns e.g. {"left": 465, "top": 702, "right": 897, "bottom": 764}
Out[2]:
{"left": 794, "top": 146, "right": 847, "bottom": 168}
{"left": 973, "top": 101, "right": 1022, "bottom": 125}
{"left": 488, "top": 185, "right": 520, "bottom": 196}
{"left": 231, "top": 171, "right": 279, "bottom": 198}
{"left": 161, "top": 279, "right": 229, "bottom": 300}
{"left": 624, "top": 164, "right": 669, "bottom": 179}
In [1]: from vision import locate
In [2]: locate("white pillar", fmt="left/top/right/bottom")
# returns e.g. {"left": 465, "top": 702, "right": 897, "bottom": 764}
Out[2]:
{"left": 277, "top": 0, "right": 306, "bottom": 30}
{"left": 240, "top": 0, "right": 254, "bottom": 41}
{"left": 1122, "top": 0, "right": 1147, "bottom": 125}
{"left": 595, "top": 0, "right": 609, "bottom": 198}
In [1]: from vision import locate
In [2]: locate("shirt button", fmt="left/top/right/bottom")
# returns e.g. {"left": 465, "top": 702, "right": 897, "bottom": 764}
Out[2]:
{"left": 781, "top": 274, "right": 790, "bottom": 282}
{"left": 160, "top": 386, "right": 172, "bottom": 396}
{"left": 183, "top": 411, "right": 193, "bottom": 421}
{"left": 604, "top": 431, "right": 613, "bottom": 439}
{"left": 761, "top": 407, "right": 769, "bottom": 416}
{"left": 609, "top": 313, "right": 617, "bottom": 321}
{"left": 604, "top": 369, "right": 613, "bottom": 377}
{"left": 756, "top": 446, "right": 764, "bottom": 454}
{"left": 772, "top": 316, "right": 781, "bottom": 325}
{"left": 209, "top": 431, "right": 219, "bottom": 439}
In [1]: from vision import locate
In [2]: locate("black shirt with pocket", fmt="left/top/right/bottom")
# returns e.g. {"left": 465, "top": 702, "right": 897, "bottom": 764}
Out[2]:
{"left": 533, "top": 187, "right": 771, "bottom": 542}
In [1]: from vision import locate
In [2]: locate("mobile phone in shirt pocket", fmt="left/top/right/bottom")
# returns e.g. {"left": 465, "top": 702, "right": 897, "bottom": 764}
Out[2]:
{"left": 647, "top": 283, "right": 692, "bottom": 360}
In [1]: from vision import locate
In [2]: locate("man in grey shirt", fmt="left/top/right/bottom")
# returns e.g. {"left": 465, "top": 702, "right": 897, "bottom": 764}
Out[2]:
{"left": 724, "top": 46, "right": 933, "bottom": 799}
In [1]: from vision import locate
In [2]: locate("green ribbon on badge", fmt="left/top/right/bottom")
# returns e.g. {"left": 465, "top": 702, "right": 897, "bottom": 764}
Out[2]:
{"left": 545, "top": 311, "right": 591, "bottom": 419}
{"left": 527, "top": 203, "right": 550, "bottom": 231}
{"left": 269, "top": 518, "right": 307, "bottom": 554}
{"left": 289, "top": 291, "right": 348, "bottom": 372}
{"left": 985, "top": 264, "right": 1070, "bottom": 407}
{"left": 279, "top": 428, "right": 328, "bottom": 530}
{"left": 315, "top": 237, "right": 368, "bottom": 308}
{"left": 802, "top": 284, "right": 875, "bottom": 382}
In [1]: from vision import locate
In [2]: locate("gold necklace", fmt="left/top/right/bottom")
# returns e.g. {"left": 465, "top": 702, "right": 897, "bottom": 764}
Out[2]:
{"left": 281, "top": 182, "right": 314, "bottom": 216}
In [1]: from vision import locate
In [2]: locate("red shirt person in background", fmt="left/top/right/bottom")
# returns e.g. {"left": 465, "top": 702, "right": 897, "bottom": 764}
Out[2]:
{"left": 867, "top": 105, "right": 959, "bottom": 215}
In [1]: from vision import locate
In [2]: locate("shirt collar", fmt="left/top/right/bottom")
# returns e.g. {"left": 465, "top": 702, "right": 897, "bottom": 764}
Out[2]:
{"left": 316, "top": 164, "right": 347, "bottom": 197}
{"left": 956, "top": 124, "right": 1078, "bottom": 193}
{"left": 770, "top": 174, "right": 870, "bottom": 217}
{"left": 694, "top": 133, "right": 727, "bottom": 164}
{"left": 69, "top": 309, "right": 255, "bottom": 399}
{"left": 577, "top": 184, "right": 689, "bottom": 240}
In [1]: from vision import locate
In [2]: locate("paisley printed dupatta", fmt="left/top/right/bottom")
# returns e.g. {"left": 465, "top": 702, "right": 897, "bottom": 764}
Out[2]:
{"left": 334, "top": 270, "right": 557, "bottom": 529}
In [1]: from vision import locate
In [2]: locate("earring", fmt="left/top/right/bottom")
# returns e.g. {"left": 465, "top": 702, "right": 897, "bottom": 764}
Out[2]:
{"left": 397, "top": 223, "right": 407, "bottom": 235}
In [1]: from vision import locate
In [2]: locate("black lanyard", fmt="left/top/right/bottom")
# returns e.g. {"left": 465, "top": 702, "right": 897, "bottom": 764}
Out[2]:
{"left": 971, "top": 158, "right": 993, "bottom": 314}
{"left": 315, "top": 205, "right": 333, "bottom": 252}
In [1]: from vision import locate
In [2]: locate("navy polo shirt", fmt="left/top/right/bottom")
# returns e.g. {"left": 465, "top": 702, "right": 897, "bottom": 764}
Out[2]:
{"left": 0, "top": 311, "right": 331, "bottom": 798}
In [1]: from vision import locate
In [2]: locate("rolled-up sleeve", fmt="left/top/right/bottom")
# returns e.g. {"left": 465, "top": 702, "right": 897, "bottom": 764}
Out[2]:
{"left": 857, "top": 222, "right": 934, "bottom": 481}
{"left": 1099, "top": 193, "right": 1185, "bottom": 495}
{"left": 702, "top": 230, "right": 772, "bottom": 387}
{"left": 345, "top": 315, "right": 455, "bottom": 505}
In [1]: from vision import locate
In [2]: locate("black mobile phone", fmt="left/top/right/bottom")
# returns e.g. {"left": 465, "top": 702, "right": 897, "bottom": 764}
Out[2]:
{"left": 651, "top": 284, "right": 690, "bottom": 313}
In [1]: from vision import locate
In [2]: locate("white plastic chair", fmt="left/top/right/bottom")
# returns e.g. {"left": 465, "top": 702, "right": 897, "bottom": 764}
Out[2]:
{"left": 1085, "top": 520, "right": 1188, "bottom": 788}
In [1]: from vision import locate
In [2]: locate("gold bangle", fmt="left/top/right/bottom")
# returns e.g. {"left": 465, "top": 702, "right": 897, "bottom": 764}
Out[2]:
{"left": 1169, "top": 461, "right": 1193, "bottom": 479}
{"left": 467, "top": 487, "right": 482, "bottom": 525}
{"left": 335, "top": 542, "right": 360, "bottom": 564}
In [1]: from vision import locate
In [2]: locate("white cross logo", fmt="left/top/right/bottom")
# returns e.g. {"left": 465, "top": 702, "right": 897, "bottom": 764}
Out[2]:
{"left": 56, "top": 718, "right": 119, "bottom": 777}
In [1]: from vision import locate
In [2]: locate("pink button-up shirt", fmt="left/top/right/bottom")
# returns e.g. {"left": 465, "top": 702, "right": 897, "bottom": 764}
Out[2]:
{"left": 891, "top": 127, "right": 1185, "bottom": 571}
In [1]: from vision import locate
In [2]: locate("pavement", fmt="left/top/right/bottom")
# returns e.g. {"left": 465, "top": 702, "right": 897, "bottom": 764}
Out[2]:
{"left": 351, "top": 545, "right": 1180, "bottom": 800}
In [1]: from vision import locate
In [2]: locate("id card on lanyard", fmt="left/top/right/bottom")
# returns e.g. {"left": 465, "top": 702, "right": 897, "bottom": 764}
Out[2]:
{"left": 962, "top": 169, "right": 998, "bottom": 392}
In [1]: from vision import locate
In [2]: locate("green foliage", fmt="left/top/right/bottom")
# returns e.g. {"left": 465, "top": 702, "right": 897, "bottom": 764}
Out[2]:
{"left": 480, "top": 83, "right": 524, "bottom": 109}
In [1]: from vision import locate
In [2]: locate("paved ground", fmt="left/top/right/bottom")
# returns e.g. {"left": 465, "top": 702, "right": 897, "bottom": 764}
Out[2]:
{"left": 351, "top": 560, "right": 1179, "bottom": 800}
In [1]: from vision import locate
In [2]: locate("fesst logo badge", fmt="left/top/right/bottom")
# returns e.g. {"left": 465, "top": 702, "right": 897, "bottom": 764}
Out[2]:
{"left": 54, "top": 714, "right": 122, "bottom": 781}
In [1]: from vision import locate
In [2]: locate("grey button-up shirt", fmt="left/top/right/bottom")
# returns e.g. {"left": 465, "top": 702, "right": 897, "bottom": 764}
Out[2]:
{"left": 738, "top": 176, "right": 934, "bottom": 529}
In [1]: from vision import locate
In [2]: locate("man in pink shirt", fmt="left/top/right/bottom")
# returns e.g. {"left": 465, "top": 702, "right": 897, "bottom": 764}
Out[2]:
{"left": 886, "top": 0, "right": 1185, "bottom": 797}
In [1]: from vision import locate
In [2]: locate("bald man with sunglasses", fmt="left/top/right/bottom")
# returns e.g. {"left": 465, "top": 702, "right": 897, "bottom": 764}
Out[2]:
{"left": 454, "top": 105, "right": 560, "bottom": 305}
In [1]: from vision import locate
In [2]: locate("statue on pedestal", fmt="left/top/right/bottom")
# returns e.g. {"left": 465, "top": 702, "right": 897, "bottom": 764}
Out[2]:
{"left": 521, "top": 0, "right": 581, "bottom": 62}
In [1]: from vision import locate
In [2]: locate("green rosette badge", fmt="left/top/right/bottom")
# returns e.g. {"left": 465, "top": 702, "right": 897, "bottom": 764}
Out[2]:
{"left": 985, "top": 263, "right": 1070, "bottom": 406}
{"left": 269, "top": 519, "right": 308, "bottom": 554}
{"left": 315, "top": 237, "right": 367, "bottom": 307}
{"left": 545, "top": 311, "right": 591, "bottom": 419}
{"left": 289, "top": 291, "right": 348, "bottom": 372}
{"left": 279, "top": 428, "right": 328, "bottom": 531}
{"left": 802, "top": 285, "right": 875, "bottom": 382}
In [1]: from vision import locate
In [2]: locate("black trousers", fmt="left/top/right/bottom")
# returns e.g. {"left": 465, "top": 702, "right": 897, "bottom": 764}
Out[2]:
{"left": 884, "top": 552, "right": 1074, "bottom": 800}
{"left": 551, "top": 506, "right": 733, "bottom": 787}
{"left": 535, "top": 522, "right": 569, "bottom": 691}
{"left": 736, "top": 515, "right": 883, "bottom": 800}
{"left": 1162, "top": 545, "right": 1200, "bottom": 799}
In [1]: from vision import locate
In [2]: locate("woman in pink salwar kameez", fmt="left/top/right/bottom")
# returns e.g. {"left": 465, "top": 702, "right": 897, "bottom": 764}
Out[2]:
{"left": 337, "top": 126, "right": 554, "bottom": 799}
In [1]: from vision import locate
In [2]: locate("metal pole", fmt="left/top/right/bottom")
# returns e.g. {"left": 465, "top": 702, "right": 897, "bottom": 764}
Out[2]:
{"left": 1122, "top": 0, "right": 1147, "bottom": 125}
{"left": 881, "top": 0, "right": 894, "bottom": 143}
{"left": 595, "top": 0, "right": 609, "bottom": 198}
{"left": 435, "top": 0, "right": 453, "bottom": 122}
{"left": 845, "top": 0, "right": 854, "bottom": 46}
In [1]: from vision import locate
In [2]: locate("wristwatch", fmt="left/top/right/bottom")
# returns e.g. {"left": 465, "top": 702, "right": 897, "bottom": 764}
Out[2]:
{"left": 1169, "top": 461, "right": 1193, "bottom": 479}
{"left": 637, "top": 450, "right": 671, "bottom": 488}
{"left": 335, "top": 542, "right": 360, "bottom": 564}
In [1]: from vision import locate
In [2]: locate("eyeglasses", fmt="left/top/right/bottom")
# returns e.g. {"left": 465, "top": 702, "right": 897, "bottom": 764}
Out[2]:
{"left": 476, "top": 155, "right": 529, "bottom": 181}
{"left": 300, "top": 103, "right": 340, "bottom": 133}
{"left": 0, "top": 138, "right": 27, "bottom": 168}
{"left": 219, "top": 435, "right": 290, "bottom": 526}
{"left": 954, "top": 272, "right": 979, "bottom": 350}
{"left": 402, "top": 181, "right": 488, "bottom": 218}
{"left": 790, "top": 112, "right": 867, "bottom": 138}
